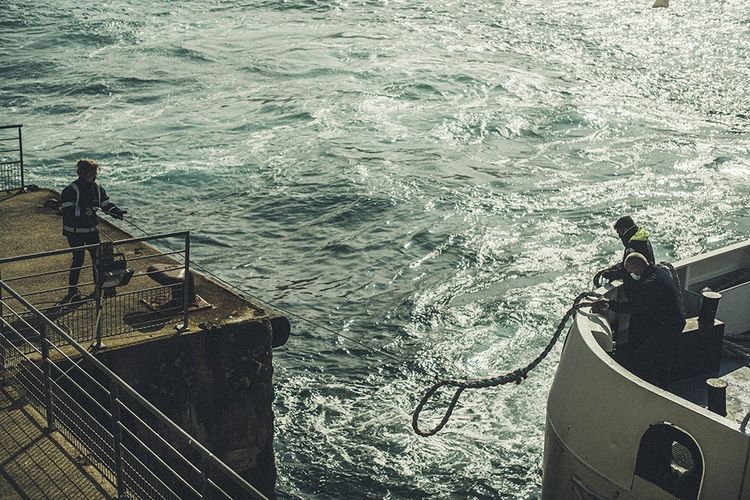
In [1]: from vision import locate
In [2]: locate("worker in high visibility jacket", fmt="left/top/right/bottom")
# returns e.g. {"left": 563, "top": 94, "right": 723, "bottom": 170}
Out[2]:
{"left": 60, "top": 159, "right": 127, "bottom": 302}
{"left": 600, "top": 215, "right": 655, "bottom": 282}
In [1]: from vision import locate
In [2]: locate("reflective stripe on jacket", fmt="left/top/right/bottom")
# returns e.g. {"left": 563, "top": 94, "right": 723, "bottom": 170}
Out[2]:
{"left": 61, "top": 179, "right": 112, "bottom": 236}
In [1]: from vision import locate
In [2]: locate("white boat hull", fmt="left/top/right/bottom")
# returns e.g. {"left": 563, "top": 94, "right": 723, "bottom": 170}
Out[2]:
{"left": 543, "top": 241, "right": 750, "bottom": 499}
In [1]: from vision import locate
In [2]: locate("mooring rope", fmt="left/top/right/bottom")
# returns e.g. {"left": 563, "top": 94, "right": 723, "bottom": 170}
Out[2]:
{"left": 116, "top": 215, "right": 609, "bottom": 436}
{"left": 118, "top": 217, "right": 412, "bottom": 365}
{"left": 411, "top": 291, "right": 603, "bottom": 437}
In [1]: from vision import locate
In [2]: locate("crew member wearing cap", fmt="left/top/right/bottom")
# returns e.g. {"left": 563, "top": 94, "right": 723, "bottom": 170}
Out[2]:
{"left": 592, "top": 252, "right": 685, "bottom": 387}
{"left": 60, "top": 159, "right": 127, "bottom": 302}
{"left": 600, "top": 215, "right": 655, "bottom": 282}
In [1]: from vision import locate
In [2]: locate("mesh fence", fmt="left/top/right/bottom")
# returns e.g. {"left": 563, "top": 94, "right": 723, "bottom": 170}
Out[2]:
{"left": 121, "top": 443, "right": 183, "bottom": 500}
{"left": 1, "top": 160, "right": 23, "bottom": 192}
{"left": 50, "top": 378, "right": 117, "bottom": 484}
{"left": 0, "top": 125, "right": 24, "bottom": 191}
{"left": 0, "top": 273, "right": 265, "bottom": 499}
{"left": 0, "top": 235, "right": 188, "bottom": 365}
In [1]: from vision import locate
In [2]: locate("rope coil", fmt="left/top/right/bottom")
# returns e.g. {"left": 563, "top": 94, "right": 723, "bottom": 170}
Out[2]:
{"left": 412, "top": 291, "right": 602, "bottom": 437}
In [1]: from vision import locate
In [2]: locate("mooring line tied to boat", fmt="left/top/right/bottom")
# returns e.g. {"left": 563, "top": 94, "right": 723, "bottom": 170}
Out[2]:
{"left": 118, "top": 216, "right": 605, "bottom": 437}
{"left": 412, "top": 291, "right": 603, "bottom": 437}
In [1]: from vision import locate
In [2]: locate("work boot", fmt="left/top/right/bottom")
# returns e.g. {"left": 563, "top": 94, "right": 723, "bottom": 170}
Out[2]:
{"left": 62, "top": 287, "right": 81, "bottom": 304}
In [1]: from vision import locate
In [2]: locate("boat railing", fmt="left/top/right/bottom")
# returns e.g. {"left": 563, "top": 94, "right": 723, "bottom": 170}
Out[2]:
{"left": 0, "top": 232, "right": 193, "bottom": 362}
{"left": 0, "top": 124, "right": 24, "bottom": 192}
{"left": 0, "top": 271, "right": 267, "bottom": 499}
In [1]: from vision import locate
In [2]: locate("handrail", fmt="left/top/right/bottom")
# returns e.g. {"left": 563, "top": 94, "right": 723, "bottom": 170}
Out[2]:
{"left": 741, "top": 411, "right": 750, "bottom": 434}
{"left": 0, "top": 231, "right": 192, "bottom": 337}
{"left": 0, "top": 124, "right": 23, "bottom": 130}
{"left": 0, "top": 279, "right": 267, "bottom": 499}
{"left": 0, "top": 254, "right": 183, "bottom": 283}
{"left": 0, "top": 231, "right": 189, "bottom": 265}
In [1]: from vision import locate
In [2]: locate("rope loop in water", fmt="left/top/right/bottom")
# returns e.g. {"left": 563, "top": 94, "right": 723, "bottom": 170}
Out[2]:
{"left": 412, "top": 291, "right": 602, "bottom": 437}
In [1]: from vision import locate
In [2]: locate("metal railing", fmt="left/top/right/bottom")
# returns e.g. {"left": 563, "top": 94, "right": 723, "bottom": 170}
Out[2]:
{"left": 0, "top": 124, "right": 24, "bottom": 192}
{"left": 0, "top": 232, "right": 191, "bottom": 363}
{"left": 0, "top": 279, "right": 267, "bottom": 499}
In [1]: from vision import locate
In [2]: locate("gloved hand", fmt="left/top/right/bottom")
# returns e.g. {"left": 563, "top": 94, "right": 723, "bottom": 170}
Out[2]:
{"left": 109, "top": 207, "right": 127, "bottom": 220}
{"left": 590, "top": 299, "right": 613, "bottom": 314}
{"left": 600, "top": 269, "right": 616, "bottom": 281}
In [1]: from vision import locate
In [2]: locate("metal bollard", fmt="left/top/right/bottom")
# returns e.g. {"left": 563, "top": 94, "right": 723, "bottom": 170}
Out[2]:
{"left": 698, "top": 290, "right": 722, "bottom": 330}
{"left": 706, "top": 378, "right": 727, "bottom": 417}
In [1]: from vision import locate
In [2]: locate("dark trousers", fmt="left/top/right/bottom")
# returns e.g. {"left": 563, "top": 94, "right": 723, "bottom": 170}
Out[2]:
{"left": 66, "top": 232, "right": 100, "bottom": 290}
{"left": 629, "top": 332, "right": 679, "bottom": 388}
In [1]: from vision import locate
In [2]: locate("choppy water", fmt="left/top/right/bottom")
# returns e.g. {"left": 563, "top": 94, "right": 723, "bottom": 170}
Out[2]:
{"left": 3, "top": 0, "right": 750, "bottom": 497}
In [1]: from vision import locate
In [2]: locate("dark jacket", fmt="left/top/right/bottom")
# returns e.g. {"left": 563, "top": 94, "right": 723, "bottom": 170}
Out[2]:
{"left": 61, "top": 178, "right": 118, "bottom": 236}
{"left": 611, "top": 264, "right": 686, "bottom": 350}
{"left": 602, "top": 227, "right": 655, "bottom": 281}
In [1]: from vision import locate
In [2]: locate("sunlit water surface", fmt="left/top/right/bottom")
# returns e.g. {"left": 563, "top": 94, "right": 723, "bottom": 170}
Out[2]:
{"left": 2, "top": 0, "right": 750, "bottom": 497}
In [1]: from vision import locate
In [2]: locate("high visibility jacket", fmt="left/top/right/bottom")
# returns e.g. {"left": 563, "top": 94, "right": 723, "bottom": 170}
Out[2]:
{"left": 601, "top": 227, "right": 656, "bottom": 281}
{"left": 61, "top": 178, "right": 117, "bottom": 236}
{"left": 622, "top": 227, "right": 655, "bottom": 265}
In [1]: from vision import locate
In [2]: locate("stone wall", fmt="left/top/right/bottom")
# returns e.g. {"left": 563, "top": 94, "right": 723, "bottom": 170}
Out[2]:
{"left": 95, "top": 318, "right": 277, "bottom": 498}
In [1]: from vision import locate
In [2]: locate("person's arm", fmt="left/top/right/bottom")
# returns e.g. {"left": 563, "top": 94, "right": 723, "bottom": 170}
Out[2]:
{"left": 60, "top": 185, "right": 77, "bottom": 217}
{"left": 99, "top": 185, "right": 127, "bottom": 219}
{"left": 601, "top": 262, "right": 627, "bottom": 281}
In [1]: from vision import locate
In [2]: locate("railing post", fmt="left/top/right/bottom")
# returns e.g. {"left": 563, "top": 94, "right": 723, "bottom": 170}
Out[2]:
{"left": 40, "top": 322, "right": 55, "bottom": 431}
{"left": 0, "top": 270, "right": 5, "bottom": 339}
{"left": 93, "top": 285, "right": 104, "bottom": 348}
{"left": 17, "top": 125, "right": 24, "bottom": 191}
{"left": 0, "top": 273, "right": 5, "bottom": 372}
{"left": 110, "top": 383, "right": 126, "bottom": 499}
{"left": 182, "top": 232, "right": 190, "bottom": 331}
{"left": 93, "top": 248, "right": 105, "bottom": 349}
{"left": 200, "top": 454, "right": 211, "bottom": 499}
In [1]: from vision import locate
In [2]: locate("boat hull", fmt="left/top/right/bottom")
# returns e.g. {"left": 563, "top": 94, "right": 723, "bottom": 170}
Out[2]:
{"left": 542, "top": 246, "right": 750, "bottom": 500}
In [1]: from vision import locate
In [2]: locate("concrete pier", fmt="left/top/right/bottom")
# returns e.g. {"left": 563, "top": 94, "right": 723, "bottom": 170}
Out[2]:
{"left": 0, "top": 187, "right": 289, "bottom": 498}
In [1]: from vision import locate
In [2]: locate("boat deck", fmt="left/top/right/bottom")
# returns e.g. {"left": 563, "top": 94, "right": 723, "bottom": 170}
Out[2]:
{"left": 610, "top": 325, "right": 750, "bottom": 425}
{"left": 667, "top": 350, "right": 750, "bottom": 425}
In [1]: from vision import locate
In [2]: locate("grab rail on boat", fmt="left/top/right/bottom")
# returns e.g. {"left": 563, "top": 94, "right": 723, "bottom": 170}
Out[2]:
{"left": 741, "top": 410, "right": 750, "bottom": 435}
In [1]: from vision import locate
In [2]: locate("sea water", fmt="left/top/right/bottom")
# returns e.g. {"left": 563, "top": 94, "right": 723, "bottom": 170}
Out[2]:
{"left": 2, "top": 0, "right": 749, "bottom": 497}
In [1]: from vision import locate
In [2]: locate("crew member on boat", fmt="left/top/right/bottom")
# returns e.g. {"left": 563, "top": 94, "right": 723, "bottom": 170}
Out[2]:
{"left": 60, "top": 159, "right": 127, "bottom": 303}
{"left": 600, "top": 216, "right": 655, "bottom": 281}
{"left": 593, "top": 252, "right": 685, "bottom": 387}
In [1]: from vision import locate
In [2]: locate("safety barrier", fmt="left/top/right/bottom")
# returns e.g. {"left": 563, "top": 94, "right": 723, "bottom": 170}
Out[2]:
{"left": 0, "top": 278, "right": 266, "bottom": 499}
{"left": 0, "top": 232, "right": 191, "bottom": 365}
{"left": 0, "top": 124, "right": 24, "bottom": 192}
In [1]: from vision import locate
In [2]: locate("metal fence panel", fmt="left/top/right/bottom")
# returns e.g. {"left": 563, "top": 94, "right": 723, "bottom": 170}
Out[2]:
{"left": 0, "top": 237, "right": 267, "bottom": 500}
{"left": 50, "top": 379, "right": 117, "bottom": 483}
{"left": 0, "top": 124, "right": 24, "bottom": 192}
{"left": 121, "top": 445, "right": 181, "bottom": 500}
{"left": 0, "top": 161, "right": 23, "bottom": 192}
{"left": 0, "top": 234, "right": 190, "bottom": 365}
